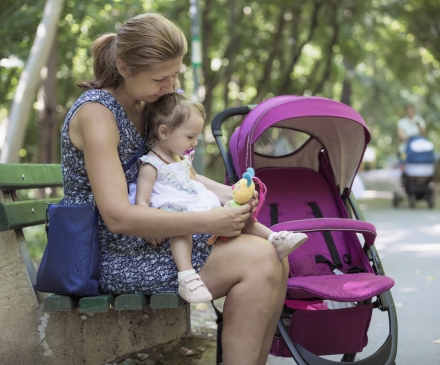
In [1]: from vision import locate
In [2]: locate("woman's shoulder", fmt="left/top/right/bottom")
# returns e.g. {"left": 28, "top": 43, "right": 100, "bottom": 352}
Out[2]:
{"left": 67, "top": 89, "right": 119, "bottom": 118}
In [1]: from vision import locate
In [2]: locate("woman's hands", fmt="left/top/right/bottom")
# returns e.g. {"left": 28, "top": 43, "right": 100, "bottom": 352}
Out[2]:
{"left": 207, "top": 203, "right": 251, "bottom": 237}
{"left": 249, "top": 190, "right": 259, "bottom": 222}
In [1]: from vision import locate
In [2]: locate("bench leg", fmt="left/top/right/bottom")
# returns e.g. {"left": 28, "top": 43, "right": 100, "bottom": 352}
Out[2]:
{"left": 0, "top": 200, "right": 190, "bottom": 365}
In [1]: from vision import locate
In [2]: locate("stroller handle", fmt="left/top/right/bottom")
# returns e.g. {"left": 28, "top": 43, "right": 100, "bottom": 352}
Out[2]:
{"left": 211, "top": 105, "right": 257, "bottom": 185}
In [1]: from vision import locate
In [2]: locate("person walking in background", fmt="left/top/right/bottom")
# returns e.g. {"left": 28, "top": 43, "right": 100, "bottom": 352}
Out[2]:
{"left": 397, "top": 103, "right": 426, "bottom": 163}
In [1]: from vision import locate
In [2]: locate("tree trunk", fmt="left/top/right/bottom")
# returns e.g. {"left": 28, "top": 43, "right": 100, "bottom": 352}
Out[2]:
{"left": 0, "top": 0, "right": 64, "bottom": 163}
{"left": 37, "top": 35, "right": 58, "bottom": 165}
{"left": 340, "top": 62, "right": 354, "bottom": 106}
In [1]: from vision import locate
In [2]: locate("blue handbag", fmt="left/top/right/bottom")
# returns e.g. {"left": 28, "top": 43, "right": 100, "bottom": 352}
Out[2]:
{"left": 35, "top": 136, "right": 148, "bottom": 296}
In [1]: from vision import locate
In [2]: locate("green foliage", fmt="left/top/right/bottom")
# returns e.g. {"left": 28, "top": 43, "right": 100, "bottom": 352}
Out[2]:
{"left": 23, "top": 224, "right": 47, "bottom": 264}
{"left": 1, "top": 0, "right": 440, "bottom": 176}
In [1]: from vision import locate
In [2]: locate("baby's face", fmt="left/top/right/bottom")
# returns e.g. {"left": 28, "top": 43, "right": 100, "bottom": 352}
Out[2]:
{"left": 165, "top": 110, "right": 204, "bottom": 157}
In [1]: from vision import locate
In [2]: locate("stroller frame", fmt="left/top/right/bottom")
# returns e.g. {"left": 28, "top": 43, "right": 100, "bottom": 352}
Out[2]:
{"left": 210, "top": 102, "right": 398, "bottom": 365}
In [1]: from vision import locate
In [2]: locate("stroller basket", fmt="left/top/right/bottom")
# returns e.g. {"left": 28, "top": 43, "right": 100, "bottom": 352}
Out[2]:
{"left": 211, "top": 96, "right": 398, "bottom": 365}
{"left": 271, "top": 303, "right": 373, "bottom": 356}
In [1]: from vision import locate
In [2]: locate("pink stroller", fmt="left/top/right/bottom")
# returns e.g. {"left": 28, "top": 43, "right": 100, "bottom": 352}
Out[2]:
{"left": 211, "top": 95, "right": 398, "bottom": 364}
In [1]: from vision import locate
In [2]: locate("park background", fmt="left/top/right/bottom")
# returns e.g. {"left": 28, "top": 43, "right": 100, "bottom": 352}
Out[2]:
{"left": 1, "top": 2, "right": 440, "bottom": 364}
{"left": 2, "top": 0, "right": 440, "bottom": 261}
{"left": 1, "top": 0, "right": 439, "bottom": 274}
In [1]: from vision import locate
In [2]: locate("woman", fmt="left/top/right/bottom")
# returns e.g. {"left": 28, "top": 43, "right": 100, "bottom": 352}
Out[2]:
{"left": 64, "top": 13, "right": 288, "bottom": 365}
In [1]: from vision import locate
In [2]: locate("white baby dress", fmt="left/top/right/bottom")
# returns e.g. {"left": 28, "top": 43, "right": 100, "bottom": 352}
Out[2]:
{"left": 128, "top": 155, "right": 221, "bottom": 212}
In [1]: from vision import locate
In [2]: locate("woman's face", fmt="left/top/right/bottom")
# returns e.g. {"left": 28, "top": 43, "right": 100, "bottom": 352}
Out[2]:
{"left": 122, "top": 57, "right": 183, "bottom": 103}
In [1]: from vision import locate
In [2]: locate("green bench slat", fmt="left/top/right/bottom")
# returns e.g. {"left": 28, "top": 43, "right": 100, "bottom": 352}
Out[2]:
{"left": 150, "top": 293, "right": 185, "bottom": 309}
{"left": 43, "top": 294, "right": 184, "bottom": 312}
{"left": 0, "top": 163, "right": 63, "bottom": 189}
{"left": 0, "top": 197, "right": 61, "bottom": 232}
{"left": 44, "top": 295, "right": 78, "bottom": 311}
{"left": 114, "top": 294, "right": 148, "bottom": 310}
{"left": 79, "top": 294, "right": 114, "bottom": 313}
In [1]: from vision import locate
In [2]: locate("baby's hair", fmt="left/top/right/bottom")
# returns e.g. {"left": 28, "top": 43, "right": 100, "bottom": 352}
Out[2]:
{"left": 147, "top": 93, "right": 206, "bottom": 141}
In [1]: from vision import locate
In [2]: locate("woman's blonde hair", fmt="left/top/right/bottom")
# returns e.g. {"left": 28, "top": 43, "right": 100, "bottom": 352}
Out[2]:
{"left": 147, "top": 93, "right": 205, "bottom": 141}
{"left": 77, "top": 13, "right": 187, "bottom": 89}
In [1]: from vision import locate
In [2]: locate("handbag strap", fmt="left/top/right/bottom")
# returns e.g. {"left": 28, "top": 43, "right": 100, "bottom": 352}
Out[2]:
{"left": 58, "top": 133, "right": 148, "bottom": 209}
{"left": 123, "top": 133, "right": 149, "bottom": 173}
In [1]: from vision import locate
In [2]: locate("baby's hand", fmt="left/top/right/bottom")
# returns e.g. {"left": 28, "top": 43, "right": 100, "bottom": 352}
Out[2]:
{"left": 144, "top": 237, "right": 168, "bottom": 246}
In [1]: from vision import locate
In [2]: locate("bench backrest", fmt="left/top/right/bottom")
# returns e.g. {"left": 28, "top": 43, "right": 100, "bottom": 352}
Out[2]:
{"left": 0, "top": 163, "right": 63, "bottom": 231}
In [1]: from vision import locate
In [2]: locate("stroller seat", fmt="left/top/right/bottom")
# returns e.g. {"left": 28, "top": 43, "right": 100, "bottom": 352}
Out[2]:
{"left": 255, "top": 166, "right": 394, "bottom": 301}
{"left": 286, "top": 273, "right": 394, "bottom": 302}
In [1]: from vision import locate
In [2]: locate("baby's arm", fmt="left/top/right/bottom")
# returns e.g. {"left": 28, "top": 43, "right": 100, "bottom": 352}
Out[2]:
{"left": 191, "top": 167, "right": 232, "bottom": 205}
{"left": 242, "top": 219, "right": 272, "bottom": 240}
{"left": 135, "top": 163, "right": 161, "bottom": 244}
{"left": 136, "top": 163, "right": 157, "bottom": 207}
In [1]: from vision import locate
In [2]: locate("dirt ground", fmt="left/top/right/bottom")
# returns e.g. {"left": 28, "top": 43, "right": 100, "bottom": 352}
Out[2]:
{"left": 109, "top": 301, "right": 223, "bottom": 365}
{"left": 112, "top": 335, "right": 217, "bottom": 365}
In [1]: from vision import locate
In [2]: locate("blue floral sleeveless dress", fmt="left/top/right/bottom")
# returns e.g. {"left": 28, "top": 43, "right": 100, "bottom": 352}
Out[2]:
{"left": 61, "top": 89, "right": 213, "bottom": 294}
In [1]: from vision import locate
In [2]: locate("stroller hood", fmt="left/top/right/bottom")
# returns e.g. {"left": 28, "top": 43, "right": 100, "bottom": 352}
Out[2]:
{"left": 229, "top": 95, "right": 370, "bottom": 193}
{"left": 405, "top": 136, "right": 435, "bottom": 164}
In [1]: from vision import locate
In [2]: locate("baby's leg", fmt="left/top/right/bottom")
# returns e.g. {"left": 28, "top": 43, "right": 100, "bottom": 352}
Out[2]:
{"left": 170, "top": 235, "right": 194, "bottom": 272}
{"left": 243, "top": 220, "right": 308, "bottom": 260}
{"left": 242, "top": 219, "right": 272, "bottom": 238}
{"left": 170, "top": 235, "right": 213, "bottom": 303}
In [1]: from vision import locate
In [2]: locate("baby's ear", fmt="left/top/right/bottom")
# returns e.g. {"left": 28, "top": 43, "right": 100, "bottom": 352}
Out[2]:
{"left": 158, "top": 124, "right": 168, "bottom": 139}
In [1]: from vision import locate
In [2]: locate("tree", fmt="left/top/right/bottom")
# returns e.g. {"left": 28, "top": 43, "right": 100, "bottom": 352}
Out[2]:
{"left": 1, "top": 0, "right": 64, "bottom": 163}
{"left": 1, "top": 0, "right": 439, "bottom": 174}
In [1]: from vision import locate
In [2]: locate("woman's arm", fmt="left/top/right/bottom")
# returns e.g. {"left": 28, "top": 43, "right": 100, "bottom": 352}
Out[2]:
{"left": 397, "top": 125, "right": 407, "bottom": 142}
{"left": 69, "top": 104, "right": 250, "bottom": 238}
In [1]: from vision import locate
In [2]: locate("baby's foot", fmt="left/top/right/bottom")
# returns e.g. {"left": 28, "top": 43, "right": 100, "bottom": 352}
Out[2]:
{"left": 178, "top": 273, "right": 213, "bottom": 303}
{"left": 268, "top": 231, "right": 308, "bottom": 260}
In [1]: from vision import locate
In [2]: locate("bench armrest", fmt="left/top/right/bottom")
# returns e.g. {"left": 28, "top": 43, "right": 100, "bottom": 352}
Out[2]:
{"left": 271, "top": 218, "right": 377, "bottom": 246}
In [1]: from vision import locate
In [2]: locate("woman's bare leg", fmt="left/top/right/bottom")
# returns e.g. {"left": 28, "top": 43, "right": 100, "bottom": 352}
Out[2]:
{"left": 198, "top": 234, "right": 285, "bottom": 365}
{"left": 170, "top": 235, "right": 194, "bottom": 271}
{"left": 257, "top": 257, "right": 289, "bottom": 365}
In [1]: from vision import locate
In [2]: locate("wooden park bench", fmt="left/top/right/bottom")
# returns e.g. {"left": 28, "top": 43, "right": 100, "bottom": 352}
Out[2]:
{"left": 0, "top": 163, "right": 189, "bottom": 365}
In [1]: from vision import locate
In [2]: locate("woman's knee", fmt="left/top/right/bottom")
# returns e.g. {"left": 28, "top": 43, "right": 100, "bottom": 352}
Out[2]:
{"left": 239, "top": 235, "right": 283, "bottom": 282}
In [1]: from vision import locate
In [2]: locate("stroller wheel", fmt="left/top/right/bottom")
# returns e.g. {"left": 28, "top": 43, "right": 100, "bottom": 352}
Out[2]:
{"left": 428, "top": 193, "right": 435, "bottom": 209}
{"left": 409, "top": 194, "right": 416, "bottom": 209}
{"left": 392, "top": 192, "right": 399, "bottom": 208}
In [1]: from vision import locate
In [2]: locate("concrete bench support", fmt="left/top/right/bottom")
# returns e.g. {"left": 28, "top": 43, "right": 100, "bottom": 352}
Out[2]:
{"left": 0, "top": 187, "right": 190, "bottom": 365}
